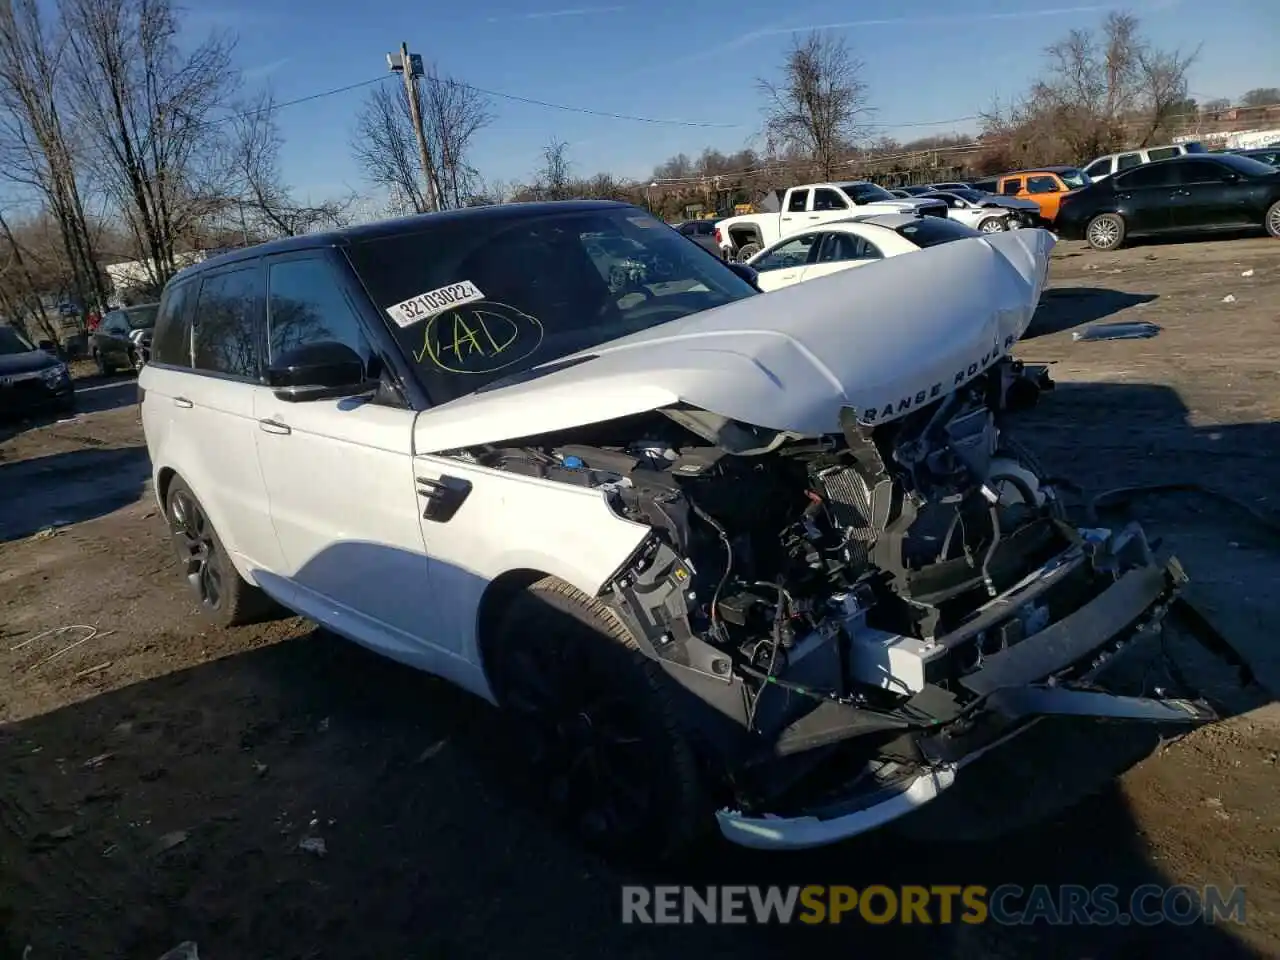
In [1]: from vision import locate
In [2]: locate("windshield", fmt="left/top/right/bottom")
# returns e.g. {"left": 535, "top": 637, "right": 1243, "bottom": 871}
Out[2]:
{"left": 346, "top": 207, "right": 758, "bottom": 405}
{"left": 938, "top": 188, "right": 987, "bottom": 203}
{"left": 1215, "top": 153, "right": 1278, "bottom": 176}
{"left": 0, "top": 325, "right": 35, "bottom": 355}
{"left": 124, "top": 304, "right": 159, "bottom": 329}
{"left": 1058, "top": 168, "right": 1090, "bottom": 189}
{"left": 840, "top": 183, "right": 897, "bottom": 204}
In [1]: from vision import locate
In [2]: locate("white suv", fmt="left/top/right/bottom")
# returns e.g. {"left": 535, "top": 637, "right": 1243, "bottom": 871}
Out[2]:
{"left": 140, "top": 202, "right": 1217, "bottom": 859}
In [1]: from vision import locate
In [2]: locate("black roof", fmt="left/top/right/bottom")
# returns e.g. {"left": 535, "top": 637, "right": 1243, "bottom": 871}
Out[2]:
{"left": 173, "top": 200, "right": 635, "bottom": 284}
{"left": 998, "top": 165, "right": 1084, "bottom": 176}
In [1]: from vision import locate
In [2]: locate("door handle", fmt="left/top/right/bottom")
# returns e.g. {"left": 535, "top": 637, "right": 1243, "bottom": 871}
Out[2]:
{"left": 415, "top": 475, "right": 472, "bottom": 522}
{"left": 258, "top": 418, "right": 291, "bottom": 435}
{"left": 173, "top": 396, "right": 193, "bottom": 409}
{"left": 808, "top": 215, "right": 820, "bottom": 219}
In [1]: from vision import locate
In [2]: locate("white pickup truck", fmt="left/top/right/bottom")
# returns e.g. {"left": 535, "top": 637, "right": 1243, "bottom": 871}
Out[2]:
{"left": 716, "top": 181, "right": 950, "bottom": 260}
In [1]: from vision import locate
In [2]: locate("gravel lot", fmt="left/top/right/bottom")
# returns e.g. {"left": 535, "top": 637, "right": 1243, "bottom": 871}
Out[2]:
{"left": 1, "top": 235, "right": 1277, "bottom": 959}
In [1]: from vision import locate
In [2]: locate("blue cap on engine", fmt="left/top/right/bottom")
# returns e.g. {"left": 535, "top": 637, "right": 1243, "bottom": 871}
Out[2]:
{"left": 562, "top": 455, "right": 585, "bottom": 469}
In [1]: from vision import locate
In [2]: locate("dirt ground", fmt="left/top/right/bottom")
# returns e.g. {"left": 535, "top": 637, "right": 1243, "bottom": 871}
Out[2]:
{"left": 1, "top": 235, "right": 1278, "bottom": 960}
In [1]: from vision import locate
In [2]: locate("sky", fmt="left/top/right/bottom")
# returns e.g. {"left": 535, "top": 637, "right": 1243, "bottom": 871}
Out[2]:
{"left": 193, "top": 0, "right": 1278, "bottom": 201}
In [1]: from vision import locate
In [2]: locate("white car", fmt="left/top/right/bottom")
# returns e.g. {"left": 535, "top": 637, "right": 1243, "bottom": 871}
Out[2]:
{"left": 921, "top": 190, "right": 1030, "bottom": 233}
{"left": 140, "top": 201, "right": 1222, "bottom": 860}
{"left": 745, "top": 214, "right": 984, "bottom": 291}
{"left": 715, "top": 181, "right": 948, "bottom": 260}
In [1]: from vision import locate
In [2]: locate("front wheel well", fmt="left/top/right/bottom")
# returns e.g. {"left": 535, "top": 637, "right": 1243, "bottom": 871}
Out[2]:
{"left": 156, "top": 466, "right": 178, "bottom": 510}
{"left": 475, "top": 568, "right": 553, "bottom": 677}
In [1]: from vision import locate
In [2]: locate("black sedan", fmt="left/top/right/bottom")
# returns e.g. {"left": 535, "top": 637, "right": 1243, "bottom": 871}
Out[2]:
{"left": 0, "top": 324, "right": 74, "bottom": 418}
{"left": 1055, "top": 153, "right": 1280, "bottom": 250}
{"left": 89, "top": 302, "right": 159, "bottom": 374}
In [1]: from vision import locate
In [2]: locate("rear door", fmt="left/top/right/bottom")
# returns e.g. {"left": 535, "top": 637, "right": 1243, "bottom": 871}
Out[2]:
{"left": 800, "top": 230, "right": 885, "bottom": 284}
{"left": 250, "top": 250, "right": 440, "bottom": 653}
{"left": 178, "top": 260, "right": 285, "bottom": 575}
{"left": 1109, "top": 163, "right": 1176, "bottom": 233}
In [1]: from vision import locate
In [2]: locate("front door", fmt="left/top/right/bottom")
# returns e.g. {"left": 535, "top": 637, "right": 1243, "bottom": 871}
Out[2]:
{"left": 750, "top": 233, "right": 822, "bottom": 291}
{"left": 1024, "top": 174, "right": 1065, "bottom": 221}
{"left": 250, "top": 251, "right": 440, "bottom": 656}
{"left": 1169, "top": 160, "right": 1251, "bottom": 228}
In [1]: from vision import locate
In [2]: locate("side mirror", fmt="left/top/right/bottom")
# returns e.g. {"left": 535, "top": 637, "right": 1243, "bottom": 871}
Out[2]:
{"left": 726, "top": 261, "right": 761, "bottom": 291}
{"left": 266, "top": 341, "right": 378, "bottom": 403}
{"left": 37, "top": 339, "right": 55, "bottom": 352}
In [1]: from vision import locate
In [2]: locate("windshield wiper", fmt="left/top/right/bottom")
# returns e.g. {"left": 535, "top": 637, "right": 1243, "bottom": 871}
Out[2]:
{"left": 473, "top": 353, "right": 599, "bottom": 394}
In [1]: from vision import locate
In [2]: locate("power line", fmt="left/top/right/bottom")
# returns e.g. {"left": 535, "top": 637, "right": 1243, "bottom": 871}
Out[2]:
{"left": 434, "top": 76, "right": 742, "bottom": 128}
{"left": 205, "top": 76, "right": 388, "bottom": 126}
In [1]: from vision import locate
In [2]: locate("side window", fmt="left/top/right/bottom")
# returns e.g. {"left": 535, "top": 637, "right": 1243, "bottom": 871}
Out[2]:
{"left": 1026, "top": 175, "right": 1060, "bottom": 194}
{"left": 820, "top": 232, "right": 881, "bottom": 262}
{"left": 971, "top": 179, "right": 997, "bottom": 193}
{"left": 812, "top": 188, "right": 849, "bottom": 212}
{"left": 786, "top": 189, "right": 809, "bottom": 213}
{"left": 1114, "top": 164, "right": 1173, "bottom": 189}
{"left": 677, "top": 223, "right": 696, "bottom": 235}
{"left": 752, "top": 234, "right": 820, "bottom": 272}
{"left": 1084, "top": 159, "right": 1111, "bottom": 178}
{"left": 266, "top": 257, "right": 371, "bottom": 365}
{"left": 191, "top": 265, "right": 262, "bottom": 379}
{"left": 1172, "top": 160, "right": 1224, "bottom": 184}
{"left": 151, "top": 280, "right": 196, "bottom": 368}
{"left": 1116, "top": 153, "right": 1142, "bottom": 171}
{"left": 1147, "top": 147, "right": 1179, "bottom": 161}
{"left": 1000, "top": 178, "right": 1023, "bottom": 196}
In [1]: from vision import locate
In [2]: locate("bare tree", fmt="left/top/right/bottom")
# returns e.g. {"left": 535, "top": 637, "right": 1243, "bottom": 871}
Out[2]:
{"left": 981, "top": 11, "right": 1198, "bottom": 166}
{"left": 61, "top": 0, "right": 239, "bottom": 287}
{"left": 0, "top": 0, "right": 108, "bottom": 321}
{"left": 351, "top": 70, "right": 492, "bottom": 212}
{"left": 757, "top": 31, "right": 871, "bottom": 180}
{"left": 536, "top": 138, "right": 572, "bottom": 200}
{"left": 1241, "top": 87, "right": 1280, "bottom": 108}
{"left": 228, "top": 91, "right": 353, "bottom": 239}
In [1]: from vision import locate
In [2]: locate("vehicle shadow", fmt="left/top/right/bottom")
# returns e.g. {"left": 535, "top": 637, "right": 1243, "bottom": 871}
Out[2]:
{"left": 0, "top": 380, "right": 1276, "bottom": 959}
{"left": 1024, "top": 287, "right": 1158, "bottom": 339}
{"left": 0, "top": 446, "right": 150, "bottom": 542}
{"left": 0, "top": 378, "right": 137, "bottom": 444}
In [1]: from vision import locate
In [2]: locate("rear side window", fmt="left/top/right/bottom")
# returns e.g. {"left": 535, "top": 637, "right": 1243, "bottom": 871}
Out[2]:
{"left": 1116, "top": 153, "right": 1142, "bottom": 171}
{"left": 971, "top": 179, "right": 997, "bottom": 193}
{"left": 151, "top": 280, "right": 197, "bottom": 367}
{"left": 191, "top": 264, "right": 263, "bottom": 379}
{"left": 1147, "top": 147, "right": 1180, "bottom": 161}
{"left": 1114, "top": 164, "right": 1173, "bottom": 189}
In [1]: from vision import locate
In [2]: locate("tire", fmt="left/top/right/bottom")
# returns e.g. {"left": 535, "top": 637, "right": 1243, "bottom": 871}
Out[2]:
{"left": 978, "top": 217, "right": 1007, "bottom": 234}
{"left": 164, "top": 475, "right": 274, "bottom": 627}
{"left": 486, "top": 576, "right": 706, "bottom": 861}
{"left": 1085, "top": 213, "right": 1126, "bottom": 251}
{"left": 734, "top": 242, "right": 761, "bottom": 262}
{"left": 1265, "top": 200, "right": 1280, "bottom": 239}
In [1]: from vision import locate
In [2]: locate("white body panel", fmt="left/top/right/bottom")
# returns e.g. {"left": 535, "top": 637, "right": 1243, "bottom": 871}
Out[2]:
{"left": 747, "top": 220, "right": 924, "bottom": 292}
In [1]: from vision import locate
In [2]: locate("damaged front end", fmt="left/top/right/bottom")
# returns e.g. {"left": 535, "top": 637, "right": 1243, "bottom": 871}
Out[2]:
{"left": 457, "top": 355, "right": 1232, "bottom": 851}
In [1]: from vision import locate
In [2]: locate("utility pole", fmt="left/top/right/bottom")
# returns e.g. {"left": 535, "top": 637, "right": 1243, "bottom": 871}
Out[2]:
{"left": 387, "top": 43, "right": 440, "bottom": 213}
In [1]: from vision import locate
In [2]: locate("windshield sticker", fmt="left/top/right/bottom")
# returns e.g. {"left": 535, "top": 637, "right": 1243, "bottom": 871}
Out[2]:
{"left": 385, "top": 281, "right": 486, "bottom": 329}
{"left": 413, "top": 302, "right": 544, "bottom": 374}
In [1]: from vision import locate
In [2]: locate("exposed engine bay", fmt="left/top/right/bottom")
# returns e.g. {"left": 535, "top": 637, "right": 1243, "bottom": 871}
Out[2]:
{"left": 455, "top": 356, "right": 1234, "bottom": 841}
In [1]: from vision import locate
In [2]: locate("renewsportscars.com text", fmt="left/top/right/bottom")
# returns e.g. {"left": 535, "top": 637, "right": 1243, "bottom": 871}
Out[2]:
{"left": 621, "top": 884, "right": 1247, "bottom": 927}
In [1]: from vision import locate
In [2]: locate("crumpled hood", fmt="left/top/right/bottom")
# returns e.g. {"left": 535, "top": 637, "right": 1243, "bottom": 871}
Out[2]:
{"left": 980, "top": 195, "right": 1039, "bottom": 212}
{"left": 413, "top": 228, "right": 1056, "bottom": 453}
